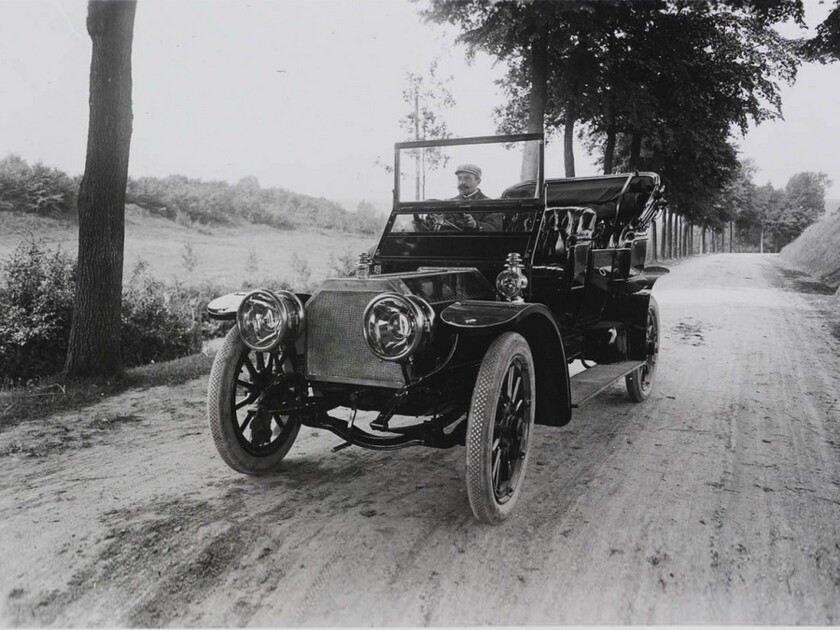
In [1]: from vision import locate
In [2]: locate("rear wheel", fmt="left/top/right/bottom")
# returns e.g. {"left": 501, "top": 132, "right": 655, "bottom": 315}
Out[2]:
{"left": 465, "top": 332, "right": 536, "bottom": 524}
{"left": 207, "top": 326, "right": 301, "bottom": 475}
{"left": 626, "top": 295, "right": 660, "bottom": 402}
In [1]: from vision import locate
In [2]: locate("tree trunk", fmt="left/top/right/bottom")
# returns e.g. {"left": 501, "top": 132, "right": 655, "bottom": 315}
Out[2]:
{"left": 520, "top": 29, "right": 547, "bottom": 181}
{"left": 629, "top": 132, "right": 642, "bottom": 170}
{"left": 65, "top": 0, "right": 137, "bottom": 377}
{"left": 414, "top": 92, "right": 421, "bottom": 201}
{"left": 603, "top": 125, "right": 616, "bottom": 175}
{"left": 660, "top": 209, "right": 667, "bottom": 260}
{"left": 701, "top": 226, "right": 707, "bottom": 253}
{"left": 563, "top": 106, "right": 576, "bottom": 178}
{"left": 667, "top": 209, "right": 673, "bottom": 259}
{"left": 650, "top": 218, "right": 658, "bottom": 263}
{"left": 729, "top": 221, "right": 734, "bottom": 253}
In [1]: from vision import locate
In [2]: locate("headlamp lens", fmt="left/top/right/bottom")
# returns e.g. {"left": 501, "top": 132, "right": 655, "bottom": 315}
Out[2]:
{"left": 236, "top": 289, "right": 304, "bottom": 351}
{"left": 363, "top": 293, "right": 431, "bottom": 362}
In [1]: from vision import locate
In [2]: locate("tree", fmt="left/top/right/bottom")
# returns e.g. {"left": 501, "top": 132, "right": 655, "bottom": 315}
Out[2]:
{"left": 772, "top": 171, "right": 832, "bottom": 247}
{"left": 399, "top": 60, "right": 454, "bottom": 199}
{"left": 804, "top": 0, "right": 840, "bottom": 61}
{"left": 65, "top": 1, "right": 137, "bottom": 377}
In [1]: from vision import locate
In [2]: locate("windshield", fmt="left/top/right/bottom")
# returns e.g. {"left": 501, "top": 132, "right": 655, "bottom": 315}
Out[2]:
{"left": 374, "top": 134, "right": 544, "bottom": 268}
{"left": 394, "top": 134, "right": 543, "bottom": 204}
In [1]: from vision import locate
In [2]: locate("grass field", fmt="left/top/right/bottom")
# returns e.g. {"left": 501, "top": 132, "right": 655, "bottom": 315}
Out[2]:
{"left": 0, "top": 206, "right": 377, "bottom": 289}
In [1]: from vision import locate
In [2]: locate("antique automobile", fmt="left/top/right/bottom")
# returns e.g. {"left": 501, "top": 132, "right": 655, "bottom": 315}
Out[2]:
{"left": 205, "top": 133, "right": 668, "bottom": 524}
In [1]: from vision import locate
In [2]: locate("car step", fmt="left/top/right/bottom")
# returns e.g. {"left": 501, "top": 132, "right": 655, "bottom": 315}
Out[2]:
{"left": 570, "top": 360, "right": 645, "bottom": 408}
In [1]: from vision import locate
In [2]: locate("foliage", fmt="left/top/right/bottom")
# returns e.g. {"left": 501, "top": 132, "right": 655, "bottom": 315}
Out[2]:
{"left": 0, "top": 155, "right": 78, "bottom": 217}
{"left": 423, "top": 0, "right": 804, "bottom": 230}
{"left": 733, "top": 170, "right": 831, "bottom": 252}
{"left": 769, "top": 171, "right": 833, "bottom": 248}
{"left": 0, "top": 242, "right": 215, "bottom": 383}
{"left": 125, "top": 174, "right": 377, "bottom": 235}
{"left": 120, "top": 260, "right": 204, "bottom": 367}
{"left": 803, "top": 0, "right": 840, "bottom": 62}
{"left": 0, "top": 239, "right": 76, "bottom": 384}
{"left": 327, "top": 247, "right": 360, "bottom": 278}
{"left": 180, "top": 240, "right": 199, "bottom": 275}
{"left": 290, "top": 252, "right": 313, "bottom": 290}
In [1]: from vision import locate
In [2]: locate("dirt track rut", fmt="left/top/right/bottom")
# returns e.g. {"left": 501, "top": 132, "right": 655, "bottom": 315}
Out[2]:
{"left": 1, "top": 253, "right": 840, "bottom": 626}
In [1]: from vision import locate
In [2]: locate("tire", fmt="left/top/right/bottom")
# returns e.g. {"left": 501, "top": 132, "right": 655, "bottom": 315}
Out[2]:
{"left": 626, "top": 295, "right": 660, "bottom": 402}
{"left": 207, "top": 326, "right": 301, "bottom": 475}
{"left": 465, "top": 332, "right": 536, "bottom": 524}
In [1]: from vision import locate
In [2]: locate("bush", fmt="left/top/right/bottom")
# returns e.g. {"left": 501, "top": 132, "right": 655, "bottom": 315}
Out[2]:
{"left": 0, "top": 239, "right": 76, "bottom": 384}
{"left": 0, "top": 242, "right": 212, "bottom": 384}
{"left": 120, "top": 260, "right": 203, "bottom": 366}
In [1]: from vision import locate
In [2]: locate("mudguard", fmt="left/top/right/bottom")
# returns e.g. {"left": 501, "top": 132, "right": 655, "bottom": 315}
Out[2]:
{"left": 206, "top": 292, "right": 249, "bottom": 321}
{"left": 442, "top": 300, "right": 572, "bottom": 427}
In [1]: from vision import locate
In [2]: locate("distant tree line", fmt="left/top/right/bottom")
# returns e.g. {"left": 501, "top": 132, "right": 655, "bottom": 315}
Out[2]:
{"left": 0, "top": 155, "right": 382, "bottom": 235}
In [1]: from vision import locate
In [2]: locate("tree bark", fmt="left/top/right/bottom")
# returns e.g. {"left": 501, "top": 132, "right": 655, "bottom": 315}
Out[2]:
{"left": 650, "top": 218, "right": 658, "bottom": 262}
{"left": 667, "top": 209, "right": 673, "bottom": 259}
{"left": 603, "top": 125, "right": 616, "bottom": 175}
{"left": 629, "top": 132, "right": 642, "bottom": 171}
{"left": 660, "top": 209, "right": 667, "bottom": 260}
{"left": 65, "top": 0, "right": 137, "bottom": 377}
{"left": 563, "top": 105, "right": 576, "bottom": 178}
{"left": 521, "top": 29, "right": 547, "bottom": 181}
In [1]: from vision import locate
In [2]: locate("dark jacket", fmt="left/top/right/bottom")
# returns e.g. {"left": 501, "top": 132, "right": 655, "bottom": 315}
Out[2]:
{"left": 447, "top": 189, "right": 503, "bottom": 231}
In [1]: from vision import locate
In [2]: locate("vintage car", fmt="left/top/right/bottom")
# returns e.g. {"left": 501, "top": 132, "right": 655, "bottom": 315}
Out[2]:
{"left": 205, "top": 133, "right": 668, "bottom": 524}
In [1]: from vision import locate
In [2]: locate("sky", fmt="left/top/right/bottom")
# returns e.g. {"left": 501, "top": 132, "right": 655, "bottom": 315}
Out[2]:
{"left": 1, "top": 0, "right": 839, "bottom": 211}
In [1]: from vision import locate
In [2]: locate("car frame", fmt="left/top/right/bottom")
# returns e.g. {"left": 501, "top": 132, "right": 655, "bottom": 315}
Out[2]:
{"left": 205, "top": 133, "right": 668, "bottom": 524}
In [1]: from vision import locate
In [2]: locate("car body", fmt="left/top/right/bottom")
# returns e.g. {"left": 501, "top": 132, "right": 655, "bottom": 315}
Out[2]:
{"left": 206, "top": 133, "right": 668, "bottom": 524}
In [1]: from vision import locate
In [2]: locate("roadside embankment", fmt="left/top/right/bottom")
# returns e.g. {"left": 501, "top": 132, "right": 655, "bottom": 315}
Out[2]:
{"left": 780, "top": 208, "right": 840, "bottom": 293}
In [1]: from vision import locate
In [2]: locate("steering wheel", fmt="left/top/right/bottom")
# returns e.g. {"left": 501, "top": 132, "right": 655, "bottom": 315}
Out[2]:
{"left": 413, "top": 213, "right": 464, "bottom": 232}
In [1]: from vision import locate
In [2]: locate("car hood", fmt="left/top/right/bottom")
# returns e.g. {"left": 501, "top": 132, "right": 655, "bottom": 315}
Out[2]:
{"left": 309, "top": 267, "right": 493, "bottom": 308}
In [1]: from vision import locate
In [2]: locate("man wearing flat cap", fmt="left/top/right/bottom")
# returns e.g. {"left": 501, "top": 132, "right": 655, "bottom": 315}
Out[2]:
{"left": 447, "top": 163, "right": 502, "bottom": 231}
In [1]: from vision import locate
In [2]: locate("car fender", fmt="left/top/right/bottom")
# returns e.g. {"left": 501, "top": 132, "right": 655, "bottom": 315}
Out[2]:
{"left": 207, "top": 290, "right": 310, "bottom": 321}
{"left": 441, "top": 300, "right": 572, "bottom": 427}
{"left": 207, "top": 292, "right": 249, "bottom": 321}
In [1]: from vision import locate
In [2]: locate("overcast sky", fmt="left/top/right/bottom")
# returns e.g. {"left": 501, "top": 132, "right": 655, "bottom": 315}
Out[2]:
{"left": 1, "top": 0, "right": 838, "bottom": 208}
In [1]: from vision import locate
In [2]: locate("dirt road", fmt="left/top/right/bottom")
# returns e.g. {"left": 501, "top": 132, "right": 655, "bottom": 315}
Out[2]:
{"left": 2, "top": 253, "right": 840, "bottom": 626}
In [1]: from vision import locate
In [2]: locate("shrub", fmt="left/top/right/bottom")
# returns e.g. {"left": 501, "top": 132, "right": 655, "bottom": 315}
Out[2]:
{"left": 0, "top": 243, "right": 213, "bottom": 384}
{"left": 120, "top": 260, "right": 203, "bottom": 366}
{"left": 0, "top": 238, "right": 76, "bottom": 384}
{"left": 327, "top": 248, "right": 360, "bottom": 278}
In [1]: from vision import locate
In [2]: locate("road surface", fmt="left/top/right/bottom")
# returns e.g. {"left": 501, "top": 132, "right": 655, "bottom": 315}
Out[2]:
{"left": 1, "top": 253, "right": 839, "bottom": 626}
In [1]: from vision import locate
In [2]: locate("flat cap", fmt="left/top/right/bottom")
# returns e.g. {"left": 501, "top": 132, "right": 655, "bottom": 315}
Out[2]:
{"left": 455, "top": 163, "right": 482, "bottom": 178}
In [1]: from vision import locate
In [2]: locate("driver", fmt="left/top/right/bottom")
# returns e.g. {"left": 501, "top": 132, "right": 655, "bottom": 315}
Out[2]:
{"left": 414, "top": 164, "right": 503, "bottom": 232}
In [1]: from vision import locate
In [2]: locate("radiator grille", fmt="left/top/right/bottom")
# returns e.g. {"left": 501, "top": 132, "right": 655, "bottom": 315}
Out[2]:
{"left": 305, "top": 290, "right": 405, "bottom": 388}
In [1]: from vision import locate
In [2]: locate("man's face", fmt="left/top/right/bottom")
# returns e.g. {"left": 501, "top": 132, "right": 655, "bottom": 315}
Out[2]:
{"left": 456, "top": 172, "right": 480, "bottom": 196}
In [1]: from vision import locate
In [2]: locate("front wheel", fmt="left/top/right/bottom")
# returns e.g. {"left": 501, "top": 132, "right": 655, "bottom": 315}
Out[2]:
{"left": 626, "top": 295, "right": 660, "bottom": 402}
{"left": 465, "top": 332, "right": 536, "bottom": 524}
{"left": 207, "top": 326, "right": 301, "bottom": 475}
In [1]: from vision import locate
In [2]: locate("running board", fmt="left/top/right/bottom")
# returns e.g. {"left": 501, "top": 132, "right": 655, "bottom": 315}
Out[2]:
{"left": 570, "top": 360, "right": 645, "bottom": 408}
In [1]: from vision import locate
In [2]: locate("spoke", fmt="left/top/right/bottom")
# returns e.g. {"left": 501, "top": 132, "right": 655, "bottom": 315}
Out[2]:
{"left": 236, "top": 378, "right": 254, "bottom": 390}
{"left": 242, "top": 356, "right": 258, "bottom": 381}
{"left": 240, "top": 410, "right": 256, "bottom": 432}
{"left": 492, "top": 451, "right": 502, "bottom": 490}
{"left": 235, "top": 392, "right": 258, "bottom": 410}
{"left": 506, "top": 364, "right": 515, "bottom": 401}
{"left": 511, "top": 374, "right": 522, "bottom": 406}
